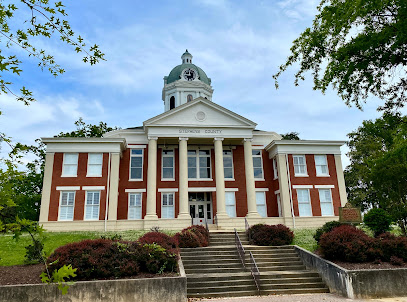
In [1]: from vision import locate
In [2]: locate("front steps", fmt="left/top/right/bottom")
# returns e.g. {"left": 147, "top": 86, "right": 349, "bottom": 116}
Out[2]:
{"left": 180, "top": 231, "right": 329, "bottom": 298}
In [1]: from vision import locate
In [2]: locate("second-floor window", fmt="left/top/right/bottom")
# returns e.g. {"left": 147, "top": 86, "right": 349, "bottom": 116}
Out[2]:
{"left": 315, "top": 155, "right": 329, "bottom": 176}
{"left": 223, "top": 150, "right": 234, "bottom": 179}
{"left": 188, "top": 150, "right": 211, "bottom": 179}
{"left": 87, "top": 153, "right": 103, "bottom": 177}
{"left": 293, "top": 155, "right": 307, "bottom": 176}
{"left": 62, "top": 153, "right": 78, "bottom": 177}
{"left": 162, "top": 150, "right": 174, "bottom": 180}
{"left": 252, "top": 150, "right": 263, "bottom": 179}
{"left": 130, "top": 149, "right": 143, "bottom": 180}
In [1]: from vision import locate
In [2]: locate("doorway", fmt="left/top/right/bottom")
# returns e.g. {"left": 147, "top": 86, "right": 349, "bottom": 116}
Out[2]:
{"left": 189, "top": 192, "right": 213, "bottom": 225}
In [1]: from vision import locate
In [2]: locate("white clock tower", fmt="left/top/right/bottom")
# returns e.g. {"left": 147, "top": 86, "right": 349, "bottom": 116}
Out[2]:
{"left": 162, "top": 50, "right": 214, "bottom": 112}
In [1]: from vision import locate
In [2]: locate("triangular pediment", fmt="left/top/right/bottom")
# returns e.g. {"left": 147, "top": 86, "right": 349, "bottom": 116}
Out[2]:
{"left": 144, "top": 98, "right": 257, "bottom": 129}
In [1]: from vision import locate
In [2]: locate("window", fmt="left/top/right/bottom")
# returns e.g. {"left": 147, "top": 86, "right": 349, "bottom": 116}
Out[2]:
{"left": 276, "top": 193, "right": 282, "bottom": 217}
{"left": 315, "top": 155, "right": 329, "bottom": 176}
{"left": 223, "top": 150, "right": 234, "bottom": 179}
{"left": 59, "top": 191, "right": 75, "bottom": 221}
{"left": 297, "top": 189, "right": 312, "bottom": 216}
{"left": 62, "top": 153, "right": 78, "bottom": 177}
{"left": 225, "top": 192, "right": 236, "bottom": 217}
{"left": 293, "top": 155, "right": 307, "bottom": 176}
{"left": 273, "top": 157, "right": 278, "bottom": 179}
{"left": 130, "top": 149, "right": 143, "bottom": 180}
{"left": 319, "top": 189, "right": 334, "bottom": 216}
{"left": 170, "top": 96, "right": 175, "bottom": 110}
{"left": 87, "top": 153, "right": 103, "bottom": 177}
{"left": 85, "top": 191, "right": 100, "bottom": 220}
{"left": 256, "top": 192, "right": 267, "bottom": 217}
{"left": 188, "top": 150, "right": 211, "bottom": 179}
{"left": 128, "top": 193, "right": 142, "bottom": 219}
{"left": 162, "top": 193, "right": 175, "bottom": 218}
{"left": 187, "top": 94, "right": 193, "bottom": 102}
{"left": 162, "top": 150, "right": 174, "bottom": 179}
{"left": 252, "top": 150, "right": 263, "bottom": 179}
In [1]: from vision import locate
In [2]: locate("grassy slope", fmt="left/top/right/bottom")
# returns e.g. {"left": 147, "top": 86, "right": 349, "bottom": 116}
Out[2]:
{"left": 292, "top": 228, "right": 318, "bottom": 252}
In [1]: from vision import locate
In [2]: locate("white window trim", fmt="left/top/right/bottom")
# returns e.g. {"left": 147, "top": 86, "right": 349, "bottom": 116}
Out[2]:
{"left": 161, "top": 192, "right": 175, "bottom": 219}
{"left": 188, "top": 187, "right": 216, "bottom": 192}
{"left": 292, "top": 185, "right": 313, "bottom": 189}
{"left": 315, "top": 185, "right": 335, "bottom": 189}
{"left": 161, "top": 148, "right": 175, "bottom": 181}
{"left": 128, "top": 192, "right": 142, "bottom": 220}
{"left": 273, "top": 157, "right": 278, "bottom": 180}
{"left": 82, "top": 186, "right": 105, "bottom": 190}
{"left": 297, "top": 188, "right": 313, "bottom": 217}
{"left": 84, "top": 191, "right": 101, "bottom": 221}
{"left": 86, "top": 153, "right": 103, "bottom": 177}
{"left": 223, "top": 149, "right": 234, "bottom": 180}
{"left": 125, "top": 188, "right": 146, "bottom": 193}
{"left": 58, "top": 191, "right": 75, "bottom": 221}
{"left": 252, "top": 148, "right": 265, "bottom": 181}
{"left": 187, "top": 148, "right": 212, "bottom": 180}
{"left": 319, "top": 188, "right": 335, "bottom": 217}
{"left": 225, "top": 188, "right": 239, "bottom": 192}
{"left": 158, "top": 188, "right": 179, "bottom": 192}
{"left": 315, "top": 155, "right": 330, "bottom": 177}
{"left": 276, "top": 193, "right": 282, "bottom": 217}
{"left": 62, "top": 153, "right": 78, "bottom": 177}
{"left": 255, "top": 188, "right": 269, "bottom": 192}
{"left": 255, "top": 191, "right": 267, "bottom": 217}
{"left": 129, "top": 148, "right": 144, "bottom": 181}
{"left": 56, "top": 186, "right": 80, "bottom": 191}
{"left": 274, "top": 190, "right": 280, "bottom": 195}
{"left": 127, "top": 144, "right": 147, "bottom": 148}
{"left": 293, "top": 155, "right": 308, "bottom": 177}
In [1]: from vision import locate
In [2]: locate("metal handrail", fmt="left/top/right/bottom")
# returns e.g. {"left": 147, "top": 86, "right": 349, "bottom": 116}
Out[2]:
{"left": 205, "top": 218, "right": 209, "bottom": 232}
{"left": 245, "top": 217, "right": 252, "bottom": 243}
{"left": 249, "top": 251, "right": 261, "bottom": 292}
{"left": 234, "top": 228, "right": 246, "bottom": 268}
{"left": 214, "top": 215, "right": 218, "bottom": 228}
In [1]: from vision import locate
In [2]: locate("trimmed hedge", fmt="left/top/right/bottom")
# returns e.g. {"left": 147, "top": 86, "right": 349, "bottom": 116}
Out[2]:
{"left": 138, "top": 231, "right": 178, "bottom": 254}
{"left": 47, "top": 239, "right": 177, "bottom": 281}
{"left": 248, "top": 224, "right": 294, "bottom": 246}
{"left": 175, "top": 225, "right": 209, "bottom": 248}
{"left": 314, "top": 220, "right": 344, "bottom": 243}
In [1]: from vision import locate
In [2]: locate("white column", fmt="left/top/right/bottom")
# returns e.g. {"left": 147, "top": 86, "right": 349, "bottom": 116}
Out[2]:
{"left": 108, "top": 152, "right": 120, "bottom": 221}
{"left": 244, "top": 138, "right": 260, "bottom": 218}
{"left": 214, "top": 138, "right": 227, "bottom": 217}
{"left": 145, "top": 137, "right": 158, "bottom": 220}
{"left": 276, "top": 154, "right": 294, "bottom": 221}
{"left": 39, "top": 152, "right": 55, "bottom": 223}
{"left": 178, "top": 137, "right": 190, "bottom": 219}
{"left": 335, "top": 154, "right": 348, "bottom": 207}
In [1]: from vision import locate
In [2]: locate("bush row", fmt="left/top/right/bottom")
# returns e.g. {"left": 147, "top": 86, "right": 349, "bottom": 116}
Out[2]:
{"left": 319, "top": 225, "right": 407, "bottom": 263}
{"left": 46, "top": 225, "right": 209, "bottom": 281}
{"left": 247, "top": 224, "right": 294, "bottom": 246}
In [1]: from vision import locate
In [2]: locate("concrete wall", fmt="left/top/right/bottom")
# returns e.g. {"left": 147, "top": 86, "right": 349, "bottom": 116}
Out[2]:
{"left": 0, "top": 276, "right": 187, "bottom": 302}
{"left": 295, "top": 245, "right": 407, "bottom": 299}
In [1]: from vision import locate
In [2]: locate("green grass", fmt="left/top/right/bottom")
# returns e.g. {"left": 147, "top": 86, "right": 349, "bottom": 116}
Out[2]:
{"left": 0, "top": 230, "right": 177, "bottom": 266}
{"left": 292, "top": 228, "right": 318, "bottom": 252}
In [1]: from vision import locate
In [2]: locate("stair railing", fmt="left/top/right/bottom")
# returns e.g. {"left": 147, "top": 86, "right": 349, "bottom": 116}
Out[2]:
{"left": 249, "top": 251, "right": 261, "bottom": 292}
{"left": 205, "top": 218, "right": 209, "bottom": 232}
{"left": 245, "top": 217, "right": 252, "bottom": 243}
{"left": 234, "top": 228, "right": 246, "bottom": 268}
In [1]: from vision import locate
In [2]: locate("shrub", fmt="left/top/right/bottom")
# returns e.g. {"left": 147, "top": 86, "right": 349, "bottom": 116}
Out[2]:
{"left": 319, "top": 225, "right": 375, "bottom": 262}
{"left": 175, "top": 230, "right": 201, "bottom": 248}
{"left": 376, "top": 232, "right": 407, "bottom": 262}
{"left": 390, "top": 256, "right": 404, "bottom": 266}
{"left": 183, "top": 225, "right": 209, "bottom": 246}
{"left": 249, "top": 224, "right": 294, "bottom": 246}
{"left": 363, "top": 208, "right": 393, "bottom": 237}
{"left": 138, "top": 231, "right": 178, "bottom": 254}
{"left": 314, "top": 220, "right": 344, "bottom": 243}
{"left": 47, "top": 239, "right": 178, "bottom": 281}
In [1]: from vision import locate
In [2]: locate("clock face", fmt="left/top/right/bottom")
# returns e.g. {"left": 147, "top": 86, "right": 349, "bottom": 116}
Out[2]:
{"left": 183, "top": 68, "right": 196, "bottom": 81}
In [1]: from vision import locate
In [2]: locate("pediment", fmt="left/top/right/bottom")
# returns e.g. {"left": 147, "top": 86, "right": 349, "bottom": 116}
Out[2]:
{"left": 144, "top": 98, "right": 257, "bottom": 129}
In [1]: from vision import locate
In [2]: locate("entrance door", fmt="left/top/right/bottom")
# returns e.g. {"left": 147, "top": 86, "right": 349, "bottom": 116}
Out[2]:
{"left": 189, "top": 192, "right": 213, "bottom": 225}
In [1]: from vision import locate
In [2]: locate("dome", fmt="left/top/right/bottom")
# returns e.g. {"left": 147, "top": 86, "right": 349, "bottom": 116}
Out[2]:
{"left": 166, "top": 63, "right": 211, "bottom": 85}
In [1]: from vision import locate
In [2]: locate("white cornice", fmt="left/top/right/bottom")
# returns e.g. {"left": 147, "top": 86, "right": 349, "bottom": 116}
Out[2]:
{"left": 265, "top": 139, "right": 345, "bottom": 158}
{"left": 42, "top": 137, "right": 126, "bottom": 154}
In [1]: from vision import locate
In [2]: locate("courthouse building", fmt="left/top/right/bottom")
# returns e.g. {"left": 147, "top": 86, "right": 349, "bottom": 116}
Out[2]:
{"left": 39, "top": 50, "right": 348, "bottom": 231}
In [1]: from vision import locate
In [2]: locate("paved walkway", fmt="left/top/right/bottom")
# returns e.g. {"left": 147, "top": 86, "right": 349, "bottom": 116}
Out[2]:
{"left": 196, "top": 294, "right": 407, "bottom": 302}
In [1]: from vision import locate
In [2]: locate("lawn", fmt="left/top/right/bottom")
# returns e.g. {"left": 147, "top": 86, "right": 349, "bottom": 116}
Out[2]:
{"left": 0, "top": 230, "right": 176, "bottom": 266}
{"left": 292, "top": 228, "right": 318, "bottom": 252}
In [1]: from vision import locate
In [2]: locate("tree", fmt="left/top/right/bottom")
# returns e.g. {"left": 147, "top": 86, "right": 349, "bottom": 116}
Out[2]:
{"left": 345, "top": 112, "right": 407, "bottom": 234}
{"left": 273, "top": 0, "right": 407, "bottom": 111}
{"left": 0, "top": 0, "right": 105, "bottom": 145}
{"left": 57, "top": 117, "right": 120, "bottom": 138}
{"left": 280, "top": 132, "right": 300, "bottom": 140}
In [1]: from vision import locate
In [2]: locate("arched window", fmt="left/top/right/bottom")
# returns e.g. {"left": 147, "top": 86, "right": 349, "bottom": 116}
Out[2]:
{"left": 187, "top": 94, "right": 193, "bottom": 103}
{"left": 170, "top": 96, "right": 175, "bottom": 110}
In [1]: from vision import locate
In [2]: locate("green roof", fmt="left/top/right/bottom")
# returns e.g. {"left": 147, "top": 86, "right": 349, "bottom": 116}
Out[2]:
{"left": 166, "top": 63, "right": 211, "bottom": 85}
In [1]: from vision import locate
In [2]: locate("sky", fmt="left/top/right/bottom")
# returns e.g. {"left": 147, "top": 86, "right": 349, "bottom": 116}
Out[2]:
{"left": 0, "top": 0, "right": 392, "bottom": 167}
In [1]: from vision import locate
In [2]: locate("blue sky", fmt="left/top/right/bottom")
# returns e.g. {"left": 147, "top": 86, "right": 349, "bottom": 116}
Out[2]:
{"left": 0, "top": 0, "right": 389, "bottom": 166}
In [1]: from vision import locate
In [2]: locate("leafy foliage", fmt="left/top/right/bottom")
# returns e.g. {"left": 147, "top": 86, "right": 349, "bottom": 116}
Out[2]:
{"left": 248, "top": 224, "right": 294, "bottom": 246}
{"left": 313, "top": 220, "right": 344, "bottom": 243}
{"left": 138, "top": 231, "right": 178, "bottom": 255}
{"left": 363, "top": 208, "right": 393, "bottom": 236}
{"left": 345, "top": 112, "right": 407, "bottom": 234}
{"left": 40, "top": 264, "right": 77, "bottom": 295}
{"left": 57, "top": 117, "right": 120, "bottom": 138}
{"left": 280, "top": 132, "right": 300, "bottom": 140}
{"left": 273, "top": 0, "right": 407, "bottom": 110}
{"left": 175, "top": 225, "right": 209, "bottom": 248}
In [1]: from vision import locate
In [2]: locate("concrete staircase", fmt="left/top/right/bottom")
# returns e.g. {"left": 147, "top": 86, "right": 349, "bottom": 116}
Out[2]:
{"left": 180, "top": 231, "right": 329, "bottom": 298}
